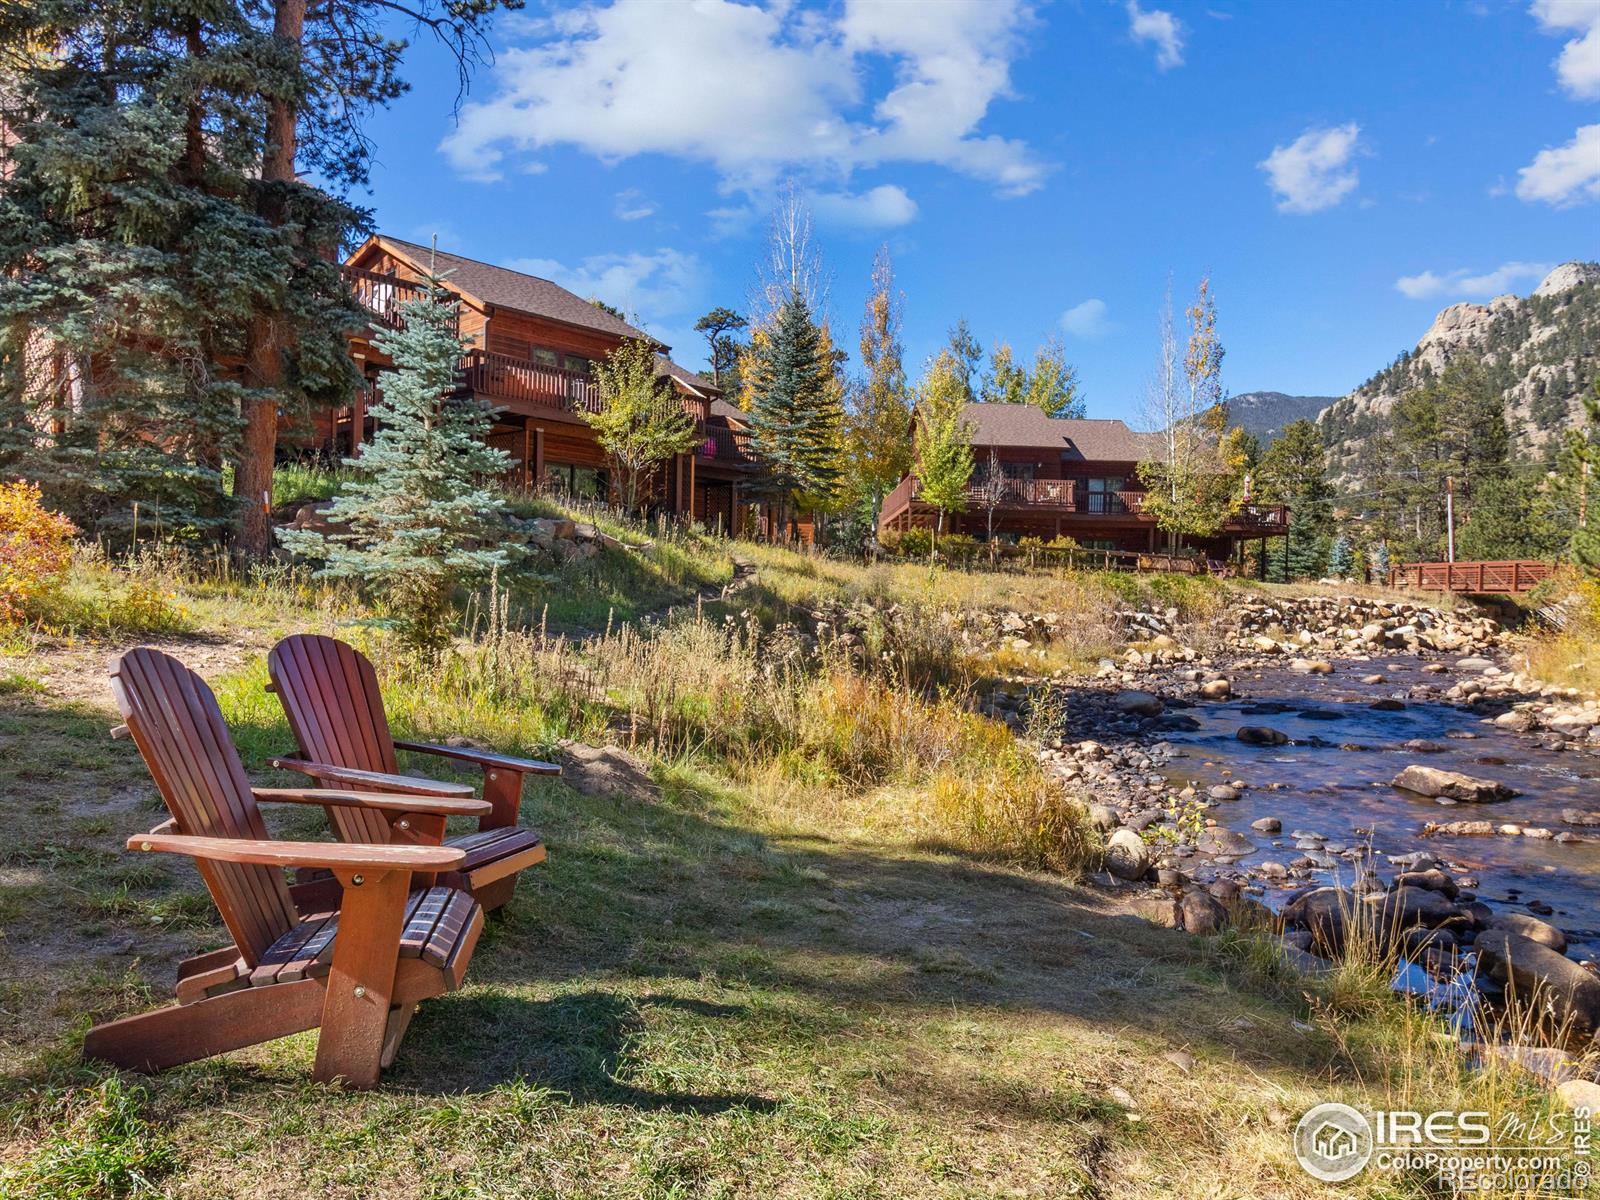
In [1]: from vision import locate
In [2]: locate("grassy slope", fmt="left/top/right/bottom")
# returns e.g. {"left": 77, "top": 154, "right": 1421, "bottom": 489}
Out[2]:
{"left": 0, "top": 528, "right": 1556, "bottom": 1198}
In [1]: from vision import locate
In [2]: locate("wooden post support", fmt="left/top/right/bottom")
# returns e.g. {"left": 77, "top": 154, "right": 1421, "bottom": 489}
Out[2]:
{"left": 313, "top": 868, "right": 409, "bottom": 1088}
{"left": 533, "top": 428, "right": 545, "bottom": 490}
{"left": 522, "top": 426, "right": 532, "bottom": 491}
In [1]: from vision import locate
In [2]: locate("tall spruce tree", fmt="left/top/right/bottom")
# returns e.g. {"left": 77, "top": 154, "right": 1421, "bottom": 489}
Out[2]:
{"left": 278, "top": 286, "right": 510, "bottom": 657}
{"left": 1258, "top": 419, "right": 1333, "bottom": 580}
{"left": 744, "top": 287, "right": 842, "bottom": 534}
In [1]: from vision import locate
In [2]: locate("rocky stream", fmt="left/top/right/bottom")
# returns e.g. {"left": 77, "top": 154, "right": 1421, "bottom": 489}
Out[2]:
{"left": 996, "top": 594, "right": 1600, "bottom": 1070}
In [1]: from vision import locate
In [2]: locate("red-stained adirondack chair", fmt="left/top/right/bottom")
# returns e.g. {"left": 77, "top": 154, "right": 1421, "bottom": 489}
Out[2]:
{"left": 84, "top": 647, "right": 491, "bottom": 1088}
{"left": 266, "top": 634, "right": 559, "bottom": 911}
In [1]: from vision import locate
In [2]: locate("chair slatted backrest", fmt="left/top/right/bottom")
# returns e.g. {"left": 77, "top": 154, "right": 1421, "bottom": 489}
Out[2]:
{"left": 111, "top": 648, "right": 300, "bottom": 965}
{"left": 267, "top": 635, "right": 397, "bottom": 844}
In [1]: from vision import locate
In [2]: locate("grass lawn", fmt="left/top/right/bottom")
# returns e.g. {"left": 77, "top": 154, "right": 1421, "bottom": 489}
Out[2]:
{"left": 0, "top": 535, "right": 1565, "bottom": 1198}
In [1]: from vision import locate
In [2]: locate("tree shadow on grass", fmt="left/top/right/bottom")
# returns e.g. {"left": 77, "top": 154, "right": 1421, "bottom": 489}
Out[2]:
{"left": 392, "top": 988, "right": 778, "bottom": 1113}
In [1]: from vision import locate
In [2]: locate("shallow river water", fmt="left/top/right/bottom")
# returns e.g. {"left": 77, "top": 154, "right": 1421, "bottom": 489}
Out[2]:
{"left": 1155, "top": 655, "right": 1600, "bottom": 953}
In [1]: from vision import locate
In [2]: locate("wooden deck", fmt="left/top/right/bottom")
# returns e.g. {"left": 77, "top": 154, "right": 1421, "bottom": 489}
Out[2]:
{"left": 1387, "top": 560, "right": 1553, "bottom": 595}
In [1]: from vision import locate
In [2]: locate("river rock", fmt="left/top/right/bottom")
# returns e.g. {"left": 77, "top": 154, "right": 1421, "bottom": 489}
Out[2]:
{"left": 1283, "top": 887, "right": 1348, "bottom": 952}
{"left": 1237, "top": 726, "right": 1289, "bottom": 746}
{"left": 1473, "top": 930, "right": 1600, "bottom": 1039}
{"left": 1198, "top": 678, "right": 1232, "bottom": 700}
{"left": 1374, "top": 885, "right": 1461, "bottom": 931}
{"left": 1556, "top": 1079, "right": 1600, "bottom": 1112}
{"left": 1208, "top": 784, "right": 1241, "bottom": 801}
{"left": 1489, "top": 913, "right": 1568, "bottom": 954}
{"left": 1114, "top": 690, "right": 1165, "bottom": 717}
{"left": 1105, "top": 828, "right": 1152, "bottom": 881}
{"left": 1392, "top": 765, "right": 1518, "bottom": 803}
{"left": 1393, "top": 868, "right": 1458, "bottom": 898}
{"left": 1369, "top": 698, "right": 1406, "bottom": 712}
{"left": 1420, "top": 819, "right": 1497, "bottom": 837}
{"left": 1289, "top": 658, "right": 1334, "bottom": 675}
{"left": 1176, "top": 888, "right": 1229, "bottom": 935}
{"left": 1251, "top": 816, "right": 1282, "bottom": 833}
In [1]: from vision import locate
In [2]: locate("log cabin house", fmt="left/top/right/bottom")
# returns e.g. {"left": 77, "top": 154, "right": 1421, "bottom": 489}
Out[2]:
{"left": 878, "top": 403, "right": 1289, "bottom": 564}
{"left": 306, "top": 235, "right": 762, "bottom": 534}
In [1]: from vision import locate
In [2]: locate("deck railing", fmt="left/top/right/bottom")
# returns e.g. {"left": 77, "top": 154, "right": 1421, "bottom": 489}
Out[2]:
{"left": 342, "top": 265, "right": 431, "bottom": 329}
{"left": 459, "top": 348, "right": 601, "bottom": 413}
{"left": 700, "top": 426, "right": 756, "bottom": 464}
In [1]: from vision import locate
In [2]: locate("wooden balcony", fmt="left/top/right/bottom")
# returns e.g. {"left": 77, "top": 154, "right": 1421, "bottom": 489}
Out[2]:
{"left": 342, "top": 265, "right": 430, "bottom": 329}
{"left": 966, "top": 478, "right": 1077, "bottom": 508}
{"left": 459, "top": 348, "right": 601, "bottom": 414}
{"left": 699, "top": 426, "right": 756, "bottom": 465}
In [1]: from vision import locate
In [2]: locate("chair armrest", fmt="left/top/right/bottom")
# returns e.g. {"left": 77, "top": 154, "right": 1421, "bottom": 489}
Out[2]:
{"left": 127, "top": 832, "right": 465, "bottom": 872}
{"left": 252, "top": 787, "right": 492, "bottom": 818}
{"left": 268, "top": 757, "right": 476, "bottom": 797}
{"left": 393, "top": 740, "right": 562, "bottom": 776}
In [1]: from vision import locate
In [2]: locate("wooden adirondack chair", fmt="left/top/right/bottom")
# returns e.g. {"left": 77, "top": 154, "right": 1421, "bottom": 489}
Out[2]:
{"left": 266, "top": 634, "right": 559, "bottom": 911}
{"left": 84, "top": 647, "right": 491, "bottom": 1088}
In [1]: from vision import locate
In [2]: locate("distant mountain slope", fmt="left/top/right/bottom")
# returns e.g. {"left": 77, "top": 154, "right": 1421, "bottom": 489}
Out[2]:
{"left": 1318, "top": 261, "right": 1600, "bottom": 488}
{"left": 1227, "top": 392, "right": 1337, "bottom": 443}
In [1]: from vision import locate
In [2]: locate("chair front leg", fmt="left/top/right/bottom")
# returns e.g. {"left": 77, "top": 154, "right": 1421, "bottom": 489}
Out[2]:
{"left": 313, "top": 868, "right": 410, "bottom": 1088}
{"left": 480, "top": 767, "right": 526, "bottom": 831}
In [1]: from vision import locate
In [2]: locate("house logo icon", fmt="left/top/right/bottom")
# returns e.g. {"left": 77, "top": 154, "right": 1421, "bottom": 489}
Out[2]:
{"left": 1294, "top": 1103, "right": 1373, "bottom": 1182}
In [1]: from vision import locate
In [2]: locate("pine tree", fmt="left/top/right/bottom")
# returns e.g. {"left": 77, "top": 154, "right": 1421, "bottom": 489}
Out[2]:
{"left": 945, "top": 318, "right": 983, "bottom": 403}
{"left": 278, "top": 286, "right": 511, "bottom": 657}
{"left": 1565, "top": 376, "right": 1600, "bottom": 572}
{"left": 694, "top": 306, "right": 748, "bottom": 391}
{"left": 912, "top": 351, "right": 975, "bottom": 553}
{"left": 586, "top": 339, "right": 701, "bottom": 515}
{"left": 1370, "top": 539, "right": 1391, "bottom": 582}
{"left": 1328, "top": 536, "right": 1353, "bottom": 579}
{"left": 744, "top": 287, "right": 842, "bottom": 533}
{"left": 1258, "top": 419, "right": 1333, "bottom": 580}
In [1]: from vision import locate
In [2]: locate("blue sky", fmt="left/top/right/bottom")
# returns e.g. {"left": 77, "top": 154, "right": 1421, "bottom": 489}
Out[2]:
{"left": 353, "top": 0, "right": 1600, "bottom": 423}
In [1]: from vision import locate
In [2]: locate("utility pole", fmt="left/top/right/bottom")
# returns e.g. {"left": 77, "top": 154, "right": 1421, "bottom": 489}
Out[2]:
{"left": 1445, "top": 475, "right": 1455, "bottom": 563}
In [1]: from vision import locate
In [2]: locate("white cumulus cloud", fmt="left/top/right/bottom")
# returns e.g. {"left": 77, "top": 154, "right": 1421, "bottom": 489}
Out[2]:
{"left": 1532, "top": 0, "right": 1600, "bottom": 99}
{"left": 1515, "top": 122, "right": 1600, "bottom": 206}
{"left": 808, "top": 184, "right": 919, "bottom": 229}
{"left": 1258, "top": 123, "right": 1363, "bottom": 213}
{"left": 1394, "top": 260, "right": 1553, "bottom": 300}
{"left": 442, "top": 0, "right": 1046, "bottom": 202}
{"left": 1126, "top": 1, "right": 1184, "bottom": 70}
{"left": 507, "top": 248, "right": 703, "bottom": 324}
{"left": 1059, "top": 298, "right": 1113, "bottom": 338}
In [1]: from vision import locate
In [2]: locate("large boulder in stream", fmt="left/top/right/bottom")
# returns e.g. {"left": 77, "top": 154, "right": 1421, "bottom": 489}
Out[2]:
{"left": 1488, "top": 913, "right": 1568, "bottom": 954}
{"left": 1392, "top": 765, "right": 1518, "bottom": 803}
{"left": 1114, "top": 689, "right": 1164, "bottom": 717}
{"left": 1104, "top": 828, "right": 1152, "bottom": 881}
{"left": 1473, "top": 930, "right": 1600, "bottom": 1040}
{"left": 1237, "top": 726, "right": 1289, "bottom": 746}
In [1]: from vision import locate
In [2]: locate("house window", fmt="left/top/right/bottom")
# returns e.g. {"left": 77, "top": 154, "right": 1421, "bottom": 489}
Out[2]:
{"left": 562, "top": 354, "right": 593, "bottom": 377}
{"left": 531, "top": 347, "right": 559, "bottom": 368}
{"left": 542, "top": 461, "right": 610, "bottom": 501}
{"left": 1081, "top": 538, "right": 1119, "bottom": 551}
{"left": 1084, "top": 477, "right": 1125, "bottom": 514}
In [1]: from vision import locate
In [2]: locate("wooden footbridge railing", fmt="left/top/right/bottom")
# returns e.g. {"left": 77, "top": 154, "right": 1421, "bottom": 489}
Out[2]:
{"left": 1387, "top": 560, "right": 1553, "bottom": 595}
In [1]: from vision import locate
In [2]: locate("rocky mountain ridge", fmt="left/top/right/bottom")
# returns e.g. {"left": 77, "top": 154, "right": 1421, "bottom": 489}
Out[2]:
{"left": 1318, "top": 261, "right": 1600, "bottom": 487}
{"left": 1226, "top": 391, "right": 1336, "bottom": 443}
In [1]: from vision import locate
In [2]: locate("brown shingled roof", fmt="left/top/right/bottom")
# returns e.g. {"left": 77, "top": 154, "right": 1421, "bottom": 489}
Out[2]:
{"left": 378, "top": 237, "right": 660, "bottom": 346}
{"left": 960, "top": 403, "right": 1157, "bottom": 462}
{"left": 655, "top": 355, "right": 720, "bottom": 397}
